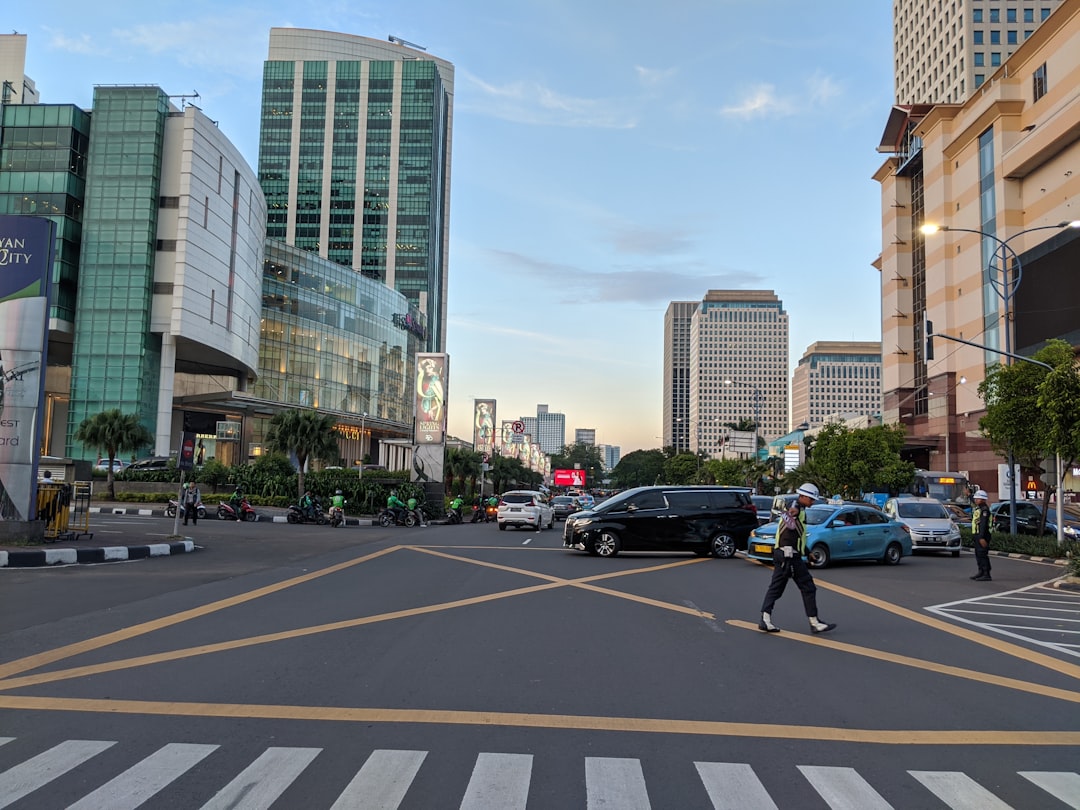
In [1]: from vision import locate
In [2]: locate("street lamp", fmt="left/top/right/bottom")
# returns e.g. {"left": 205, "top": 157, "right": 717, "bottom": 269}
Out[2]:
{"left": 358, "top": 412, "right": 367, "bottom": 481}
{"left": 723, "top": 379, "right": 762, "bottom": 461}
{"left": 921, "top": 219, "right": 1080, "bottom": 534}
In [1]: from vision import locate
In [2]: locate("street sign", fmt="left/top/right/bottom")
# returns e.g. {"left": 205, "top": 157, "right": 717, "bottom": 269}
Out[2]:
{"left": 511, "top": 420, "right": 525, "bottom": 434}
{"left": 510, "top": 434, "right": 524, "bottom": 444}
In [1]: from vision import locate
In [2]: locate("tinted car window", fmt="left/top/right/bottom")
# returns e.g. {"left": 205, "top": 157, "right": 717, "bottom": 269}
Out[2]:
{"left": 709, "top": 491, "right": 748, "bottom": 508}
{"left": 666, "top": 491, "right": 710, "bottom": 512}
{"left": 627, "top": 490, "right": 667, "bottom": 510}
{"left": 502, "top": 494, "right": 536, "bottom": 505}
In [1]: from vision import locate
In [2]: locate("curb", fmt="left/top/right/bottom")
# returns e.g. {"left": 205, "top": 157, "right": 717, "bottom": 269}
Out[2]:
{"left": 269, "top": 516, "right": 375, "bottom": 526}
{"left": 986, "top": 549, "right": 1068, "bottom": 566}
{"left": 0, "top": 540, "right": 196, "bottom": 568}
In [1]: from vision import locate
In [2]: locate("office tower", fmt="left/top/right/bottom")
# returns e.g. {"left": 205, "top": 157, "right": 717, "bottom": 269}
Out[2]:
{"left": 0, "top": 34, "right": 39, "bottom": 105}
{"left": 522, "top": 405, "right": 565, "bottom": 455}
{"left": 792, "top": 342, "right": 883, "bottom": 430}
{"left": 574, "top": 428, "right": 596, "bottom": 446}
{"left": 688, "top": 290, "right": 789, "bottom": 456}
{"left": 259, "top": 29, "right": 454, "bottom": 352}
{"left": 877, "top": 1, "right": 1080, "bottom": 492}
{"left": 662, "top": 301, "right": 696, "bottom": 452}
{"left": 597, "top": 444, "right": 621, "bottom": 472}
{"left": 893, "top": 0, "right": 1063, "bottom": 104}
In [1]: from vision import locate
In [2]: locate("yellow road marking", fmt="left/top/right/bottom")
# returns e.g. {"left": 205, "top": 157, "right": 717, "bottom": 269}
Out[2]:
{"left": 727, "top": 620, "right": 1080, "bottom": 704}
{"left": 1, "top": 695, "right": 1077, "bottom": 746}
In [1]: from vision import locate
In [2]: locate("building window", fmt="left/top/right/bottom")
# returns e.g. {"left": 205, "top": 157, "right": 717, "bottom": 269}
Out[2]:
{"left": 1007, "top": 8, "right": 1017, "bottom": 23}
{"left": 1024, "top": 8, "right": 1035, "bottom": 23}
{"left": 159, "top": 196, "right": 179, "bottom": 209}
{"left": 1033, "top": 62, "right": 1048, "bottom": 102}
{"left": 1041, "top": 8, "right": 1051, "bottom": 21}
{"left": 991, "top": 52, "right": 1002, "bottom": 67}
{"left": 990, "top": 30, "right": 1001, "bottom": 44}
{"left": 974, "top": 53, "right": 985, "bottom": 67}
{"left": 156, "top": 239, "right": 177, "bottom": 252}
{"left": 974, "top": 30, "right": 984, "bottom": 44}
{"left": 1007, "top": 30, "right": 1017, "bottom": 45}
{"left": 973, "top": 9, "right": 983, "bottom": 22}
{"left": 975, "top": 74, "right": 985, "bottom": 88}
{"left": 989, "top": 8, "right": 999, "bottom": 22}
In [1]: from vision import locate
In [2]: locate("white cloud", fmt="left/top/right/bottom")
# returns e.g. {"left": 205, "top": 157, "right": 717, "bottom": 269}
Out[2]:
{"left": 44, "top": 29, "right": 108, "bottom": 57}
{"left": 634, "top": 65, "right": 678, "bottom": 87}
{"left": 719, "top": 73, "right": 844, "bottom": 119}
{"left": 111, "top": 14, "right": 270, "bottom": 79}
{"left": 719, "top": 84, "right": 793, "bottom": 119}
{"left": 459, "top": 69, "right": 637, "bottom": 129}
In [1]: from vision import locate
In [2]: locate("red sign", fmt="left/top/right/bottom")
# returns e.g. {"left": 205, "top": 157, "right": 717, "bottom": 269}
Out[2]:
{"left": 554, "top": 469, "right": 586, "bottom": 487}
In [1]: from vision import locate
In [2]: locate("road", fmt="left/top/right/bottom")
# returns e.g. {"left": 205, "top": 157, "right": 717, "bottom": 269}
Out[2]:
{"left": 0, "top": 514, "right": 1078, "bottom": 808}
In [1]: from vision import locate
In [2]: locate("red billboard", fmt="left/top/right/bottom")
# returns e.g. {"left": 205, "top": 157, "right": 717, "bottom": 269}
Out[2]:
{"left": 554, "top": 468, "right": 586, "bottom": 488}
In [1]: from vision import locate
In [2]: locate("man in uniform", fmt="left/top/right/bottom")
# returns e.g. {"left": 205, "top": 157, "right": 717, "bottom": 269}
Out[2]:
{"left": 971, "top": 489, "right": 992, "bottom": 581}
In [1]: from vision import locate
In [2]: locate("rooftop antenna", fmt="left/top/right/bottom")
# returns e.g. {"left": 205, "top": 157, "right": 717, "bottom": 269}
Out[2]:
{"left": 168, "top": 90, "right": 201, "bottom": 110}
{"left": 388, "top": 35, "right": 427, "bottom": 51}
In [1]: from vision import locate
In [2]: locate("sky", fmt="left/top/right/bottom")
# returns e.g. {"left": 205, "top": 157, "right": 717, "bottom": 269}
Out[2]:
{"left": 12, "top": 0, "right": 896, "bottom": 455}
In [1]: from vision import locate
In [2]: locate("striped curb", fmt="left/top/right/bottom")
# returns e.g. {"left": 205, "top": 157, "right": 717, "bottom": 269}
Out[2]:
{"left": 269, "top": 516, "right": 375, "bottom": 526}
{"left": 0, "top": 541, "right": 196, "bottom": 568}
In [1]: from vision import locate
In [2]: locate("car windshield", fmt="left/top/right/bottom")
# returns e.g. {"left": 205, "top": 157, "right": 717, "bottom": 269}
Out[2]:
{"left": 804, "top": 506, "right": 840, "bottom": 525}
{"left": 752, "top": 496, "right": 772, "bottom": 510}
{"left": 552, "top": 497, "right": 575, "bottom": 505}
{"left": 897, "top": 501, "right": 949, "bottom": 519}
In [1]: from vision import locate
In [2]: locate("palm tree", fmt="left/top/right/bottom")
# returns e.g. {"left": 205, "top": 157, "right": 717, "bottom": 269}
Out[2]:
{"left": 264, "top": 408, "right": 341, "bottom": 497}
{"left": 74, "top": 409, "right": 155, "bottom": 499}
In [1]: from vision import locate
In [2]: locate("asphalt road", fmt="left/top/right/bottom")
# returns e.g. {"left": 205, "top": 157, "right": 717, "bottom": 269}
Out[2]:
{"left": 0, "top": 515, "right": 1077, "bottom": 809}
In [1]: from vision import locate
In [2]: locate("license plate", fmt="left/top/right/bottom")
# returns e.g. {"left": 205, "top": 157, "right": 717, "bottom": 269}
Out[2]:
{"left": 752, "top": 543, "right": 774, "bottom": 555}
{"left": 510, "top": 507, "right": 521, "bottom": 512}
{"left": 921, "top": 537, "right": 944, "bottom": 544}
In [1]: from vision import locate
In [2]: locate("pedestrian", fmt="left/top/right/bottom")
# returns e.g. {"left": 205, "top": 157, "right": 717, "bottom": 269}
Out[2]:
{"left": 183, "top": 481, "right": 201, "bottom": 526}
{"left": 970, "top": 488, "right": 992, "bottom": 581}
{"left": 758, "top": 482, "right": 836, "bottom": 634}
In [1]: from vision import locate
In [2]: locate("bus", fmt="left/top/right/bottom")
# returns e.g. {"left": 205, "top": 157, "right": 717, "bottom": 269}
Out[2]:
{"left": 910, "top": 470, "right": 972, "bottom": 509}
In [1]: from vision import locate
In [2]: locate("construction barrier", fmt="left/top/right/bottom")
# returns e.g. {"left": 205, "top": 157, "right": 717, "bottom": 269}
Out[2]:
{"left": 36, "top": 481, "right": 93, "bottom": 543}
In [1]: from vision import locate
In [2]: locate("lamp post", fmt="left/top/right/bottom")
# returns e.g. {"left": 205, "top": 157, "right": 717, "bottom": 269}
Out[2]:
{"left": 723, "top": 379, "right": 762, "bottom": 461}
{"left": 921, "top": 220, "right": 1080, "bottom": 535}
{"left": 358, "top": 412, "right": 367, "bottom": 482}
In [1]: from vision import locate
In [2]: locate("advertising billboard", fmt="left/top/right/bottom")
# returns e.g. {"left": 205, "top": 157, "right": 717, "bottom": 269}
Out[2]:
{"left": 414, "top": 352, "right": 448, "bottom": 444}
{"left": 554, "top": 468, "right": 586, "bottom": 488}
{"left": 0, "top": 215, "right": 55, "bottom": 521}
{"left": 473, "top": 399, "right": 496, "bottom": 455}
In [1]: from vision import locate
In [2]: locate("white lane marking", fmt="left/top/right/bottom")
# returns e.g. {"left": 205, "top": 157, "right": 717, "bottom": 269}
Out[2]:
{"left": 586, "top": 757, "right": 650, "bottom": 810}
{"left": 0, "top": 740, "right": 116, "bottom": 809}
{"left": 200, "top": 747, "right": 321, "bottom": 810}
{"left": 696, "top": 761, "right": 779, "bottom": 810}
{"left": 68, "top": 743, "right": 218, "bottom": 810}
{"left": 909, "top": 770, "right": 1013, "bottom": 810}
{"left": 459, "top": 752, "right": 532, "bottom": 810}
{"left": 798, "top": 765, "right": 893, "bottom": 810}
{"left": 1018, "top": 771, "right": 1080, "bottom": 809}
{"left": 330, "top": 749, "right": 426, "bottom": 810}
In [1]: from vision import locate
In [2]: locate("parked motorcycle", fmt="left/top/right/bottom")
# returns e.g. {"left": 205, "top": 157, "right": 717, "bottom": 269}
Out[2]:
{"left": 217, "top": 498, "right": 257, "bottom": 522}
{"left": 378, "top": 508, "right": 417, "bottom": 528}
{"left": 286, "top": 499, "right": 327, "bottom": 525}
{"left": 165, "top": 499, "right": 206, "bottom": 520}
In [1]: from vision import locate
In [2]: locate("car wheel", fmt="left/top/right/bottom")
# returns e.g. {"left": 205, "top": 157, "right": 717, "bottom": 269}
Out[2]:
{"left": 710, "top": 533, "right": 737, "bottom": 559}
{"left": 951, "top": 550, "right": 960, "bottom": 558}
{"left": 499, "top": 523, "right": 507, "bottom": 531}
{"left": 591, "top": 531, "right": 620, "bottom": 557}
{"left": 807, "top": 544, "right": 830, "bottom": 569}
{"left": 534, "top": 521, "right": 543, "bottom": 531}
{"left": 882, "top": 541, "right": 903, "bottom": 565}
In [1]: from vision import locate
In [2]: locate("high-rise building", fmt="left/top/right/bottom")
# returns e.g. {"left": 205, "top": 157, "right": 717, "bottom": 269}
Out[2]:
{"left": 877, "top": 0, "right": 1080, "bottom": 493}
{"left": 791, "top": 342, "right": 883, "bottom": 430}
{"left": 688, "top": 290, "right": 789, "bottom": 457}
{"left": 662, "top": 301, "right": 696, "bottom": 452}
{"left": 0, "top": 34, "right": 39, "bottom": 105}
{"left": 259, "top": 29, "right": 454, "bottom": 352}
{"left": 597, "top": 444, "right": 621, "bottom": 472}
{"left": 893, "top": 0, "right": 1063, "bottom": 104}
{"left": 574, "top": 428, "right": 596, "bottom": 446}
{"left": 522, "top": 405, "right": 565, "bottom": 455}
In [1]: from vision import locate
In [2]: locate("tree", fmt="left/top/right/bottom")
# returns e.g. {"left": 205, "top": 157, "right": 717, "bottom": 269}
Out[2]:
{"left": 610, "top": 449, "right": 666, "bottom": 489}
{"left": 444, "top": 447, "right": 481, "bottom": 496}
{"left": 74, "top": 409, "right": 154, "bottom": 499}
{"left": 1037, "top": 340, "right": 1080, "bottom": 489}
{"left": 810, "top": 422, "right": 913, "bottom": 498}
{"left": 263, "top": 408, "right": 341, "bottom": 498}
{"left": 663, "top": 453, "right": 699, "bottom": 485}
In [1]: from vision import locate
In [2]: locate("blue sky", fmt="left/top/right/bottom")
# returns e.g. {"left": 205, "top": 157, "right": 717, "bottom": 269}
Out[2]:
{"left": 14, "top": 0, "right": 894, "bottom": 455}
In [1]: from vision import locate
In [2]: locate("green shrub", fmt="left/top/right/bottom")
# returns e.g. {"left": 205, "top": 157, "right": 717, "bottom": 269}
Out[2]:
{"left": 960, "top": 526, "right": 1072, "bottom": 559}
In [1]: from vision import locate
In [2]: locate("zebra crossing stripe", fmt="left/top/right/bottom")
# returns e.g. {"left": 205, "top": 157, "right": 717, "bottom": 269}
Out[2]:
{"left": 909, "top": 770, "right": 1014, "bottom": 810}
{"left": 585, "top": 756, "right": 650, "bottom": 809}
{"left": 67, "top": 743, "right": 219, "bottom": 810}
{"left": 1018, "top": 771, "right": 1080, "bottom": 809}
{"left": 200, "top": 747, "right": 321, "bottom": 810}
{"left": 460, "top": 752, "right": 533, "bottom": 809}
{"left": 0, "top": 739, "right": 116, "bottom": 810}
{"left": 329, "top": 749, "right": 427, "bottom": 810}
{"left": 695, "top": 762, "right": 779, "bottom": 809}
{"left": 798, "top": 765, "right": 893, "bottom": 810}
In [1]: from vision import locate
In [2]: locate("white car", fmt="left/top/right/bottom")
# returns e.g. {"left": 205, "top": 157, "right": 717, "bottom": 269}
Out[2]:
{"left": 882, "top": 496, "right": 962, "bottom": 557}
{"left": 94, "top": 459, "right": 128, "bottom": 473}
{"left": 497, "top": 490, "right": 554, "bottom": 531}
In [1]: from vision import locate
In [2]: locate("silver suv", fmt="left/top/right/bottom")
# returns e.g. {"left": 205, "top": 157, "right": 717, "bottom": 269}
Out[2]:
{"left": 497, "top": 490, "right": 554, "bottom": 531}
{"left": 883, "top": 496, "right": 961, "bottom": 556}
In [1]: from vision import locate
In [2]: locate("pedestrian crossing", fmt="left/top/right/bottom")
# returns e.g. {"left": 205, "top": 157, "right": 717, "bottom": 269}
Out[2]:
{"left": 0, "top": 737, "right": 1077, "bottom": 809}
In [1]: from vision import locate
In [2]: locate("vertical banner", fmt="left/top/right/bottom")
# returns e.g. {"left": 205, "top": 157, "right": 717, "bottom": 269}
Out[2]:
{"left": 473, "top": 399, "right": 496, "bottom": 455}
{"left": 414, "top": 352, "right": 448, "bottom": 444}
{"left": 500, "top": 420, "right": 514, "bottom": 454}
{"left": 0, "top": 215, "right": 55, "bottom": 521}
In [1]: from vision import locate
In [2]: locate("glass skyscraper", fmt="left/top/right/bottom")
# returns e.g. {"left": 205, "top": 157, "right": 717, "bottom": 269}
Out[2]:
{"left": 259, "top": 29, "right": 454, "bottom": 353}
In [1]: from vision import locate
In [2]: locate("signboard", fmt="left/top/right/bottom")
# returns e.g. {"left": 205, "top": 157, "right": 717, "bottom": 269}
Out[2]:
{"left": 0, "top": 215, "right": 55, "bottom": 521}
{"left": 473, "top": 399, "right": 496, "bottom": 455}
{"left": 178, "top": 431, "right": 197, "bottom": 472}
{"left": 414, "top": 352, "right": 448, "bottom": 444}
{"left": 512, "top": 420, "right": 525, "bottom": 434}
{"left": 997, "top": 462, "right": 1021, "bottom": 502}
{"left": 554, "top": 468, "right": 586, "bottom": 488}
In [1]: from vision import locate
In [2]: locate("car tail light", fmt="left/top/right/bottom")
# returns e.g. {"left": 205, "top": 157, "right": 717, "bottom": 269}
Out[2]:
{"left": 741, "top": 502, "right": 757, "bottom": 514}
{"left": 899, "top": 524, "right": 911, "bottom": 534}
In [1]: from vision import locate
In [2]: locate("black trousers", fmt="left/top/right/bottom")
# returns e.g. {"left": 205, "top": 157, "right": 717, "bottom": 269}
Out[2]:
{"left": 761, "top": 548, "right": 818, "bottom": 617}
{"left": 974, "top": 539, "right": 992, "bottom": 575}
{"left": 183, "top": 504, "right": 197, "bottom": 525}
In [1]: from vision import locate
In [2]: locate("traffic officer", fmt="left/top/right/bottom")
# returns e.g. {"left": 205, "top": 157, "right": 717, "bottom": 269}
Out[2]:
{"left": 758, "top": 482, "right": 836, "bottom": 634}
{"left": 970, "top": 489, "right": 992, "bottom": 581}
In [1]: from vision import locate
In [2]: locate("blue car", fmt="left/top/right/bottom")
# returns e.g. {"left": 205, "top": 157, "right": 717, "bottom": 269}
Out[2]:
{"left": 746, "top": 504, "right": 912, "bottom": 569}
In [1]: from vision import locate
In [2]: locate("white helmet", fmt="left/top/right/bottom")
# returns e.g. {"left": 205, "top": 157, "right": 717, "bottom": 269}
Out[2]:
{"left": 973, "top": 489, "right": 989, "bottom": 500}
{"left": 796, "top": 483, "right": 820, "bottom": 499}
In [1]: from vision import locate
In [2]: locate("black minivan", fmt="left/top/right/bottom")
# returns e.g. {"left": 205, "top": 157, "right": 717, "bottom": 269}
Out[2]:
{"left": 562, "top": 485, "right": 758, "bottom": 558}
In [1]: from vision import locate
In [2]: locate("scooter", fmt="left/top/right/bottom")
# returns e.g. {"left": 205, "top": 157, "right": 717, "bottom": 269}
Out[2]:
{"left": 328, "top": 503, "right": 346, "bottom": 528}
{"left": 378, "top": 508, "right": 417, "bottom": 528}
{"left": 446, "top": 508, "right": 463, "bottom": 525}
{"left": 166, "top": 499, "right": 206, "bottom": 520}
{"left": 286, "top": 500, "right": 327, "bottom": 525}
{"left": 217, "top": 498, "right": 257, "bottom": 522}
{"left": 485, "top": 503, "right": 498, "bottom": 523}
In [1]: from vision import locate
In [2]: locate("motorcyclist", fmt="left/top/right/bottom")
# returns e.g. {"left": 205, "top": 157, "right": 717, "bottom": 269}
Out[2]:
{"left": 330, "top": 489, "right": 346, "bottom": 527}
{"left": 387, "top": 490, "right": 407, "bottom": 524}
{"left": 229, "top": 486, "right": 244, "bottom": 521}
{"left": 300, "top": 489, "right": 315, "bottom": 522}
{"left": 485, "top": 494, "right": 498, "bottom": 522}
{"left": 449, "top": 494, "right": 464, "bottom": 522}
{"left": 407, "top": 495, "right": 427, "bottom": 527}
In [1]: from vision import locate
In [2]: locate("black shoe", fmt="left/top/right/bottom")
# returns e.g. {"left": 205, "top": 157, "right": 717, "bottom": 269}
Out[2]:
{"left": 973, "top": 575, "right": 992, "bottom": 581}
